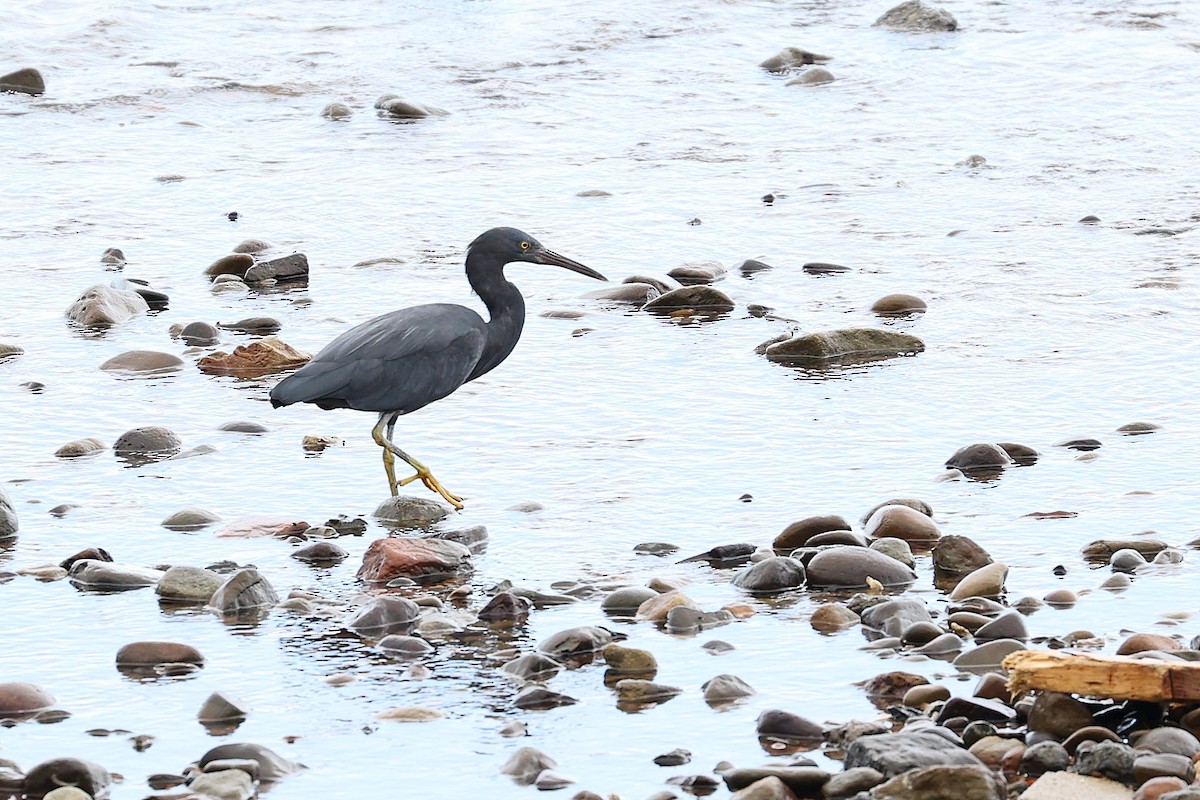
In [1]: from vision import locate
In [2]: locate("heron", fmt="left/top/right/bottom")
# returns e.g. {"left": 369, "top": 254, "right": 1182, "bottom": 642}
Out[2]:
{"left": 269, "top": 227, "right": 606, "bottom": 509}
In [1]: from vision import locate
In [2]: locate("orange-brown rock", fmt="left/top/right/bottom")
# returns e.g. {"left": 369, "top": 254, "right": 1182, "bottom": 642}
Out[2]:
{"left": 1134, "top": 776, "right": 1188, "bottom": 800}
{"left": 197, "top": 336, "right": 311, "bottom": 378}
{"left": 1117, "top": 633, "right": 1182, "bottom": 656}
{"left": 357, "top": 537, "right": 472, "bottom": 583}
{"left": 0, "top": 682, "right": 55, "bottom": 716}
{"left": 864, "top": 504, "right": 940, "bottom": 544}
{"left": 115, "top": 641, "right": 204, "bottom": 666}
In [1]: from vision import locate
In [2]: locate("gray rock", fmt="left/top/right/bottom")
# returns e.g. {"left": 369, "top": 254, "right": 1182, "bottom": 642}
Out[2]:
{"left": 945, "top": 443, "right": 1012, "bottom": 474}
{"left": 538, "top": 626, "right": 614, "bottom": 659}
{"left": 601, "top": 586, "right": 659, "bottom": 614}
{"left": 759, "top": 47, "right": 832, "bottom": 72}
{"left": 731, "top": 556, "right": 805, "bottom": 593}
{"left": 375, "top": 95, "right": 448, "bottom": 118}
{"left": 162, "top": 507, "right": 221, "bottom": 531}
{"left": 823, "top": 766, "right": 884, "bottom": 798}
{"left": 948, "top": 561, "right": 1008, "bottom": 599}
{"left": 859, "top": 598, "right": 933, "bottom": 638}
{"left": 500, "top": 653, "right": 563, "bottom": 683}
{"left": 0, "top": 67, "right": 45, "bottom": 95}
{"left": 1110, "top": 548, "right": 1147, "bottom": 572}
{"left": 1022, "top": 741, "right": 1070, "bottom": 777}
{"left": 786, "top": 67, "right": 835, "bottom": 86}
{"left": 1134, "top": 727, "right": 1200, "bottom": 758}
{"left": 0, "top": 342, "right": 23, "bottom": 361}
{"left": 654, "top": 748, "right": 692, "bottom": 767}
{"left": 952, "top": 639, "right": 1027, "bottom": 671}
{"left": 196, "top": 743, "right": 302, "bottom": 782}
{"left": 198, "top": 692, "right": 249, "bottom": 724}
{"left": 0, "top": 486, "right": 18, "bottom": 539}
{"left": 477, "top": 591, "right": 532, "bottom": 622}
{"left": 1057, "top": 437, "right": 1102, "bottom": 451}
{"left": 180, "top": 321, "right": 220, "bottom": 346}
{"left": 760, "top": 328, "right": 924, "bottom": 365}
{"left": 219, "top": 420, "right": 270, "bottom": 433}
{"left": 218, "top": 316, "right": 282, "bottom": 334}
{"left": 870, "top": 764, "right": 1004, "bottom": 800}
{"left": 114, "top": 426, "right": 182, "bottom": 465}
{"left": 974, "top": 611, "right": 1028, "bottom": 642}
{"left": 189, "top": 769, "right": 254, "bottom": 800}
{"left": 720, "top": 767, "right": 830, "bottom": 795}
{"left": 666, "top": 606, "right": 735, "bottom": 633}
{"left": 623, "top": 274, "right": 679, "bottom": 294}
{"left": 1118, "top": 421, "right": 1160, "bottom": 435}
{"left": 373, "top": 495, "right": 452, "bottom": 528}
{"left": 755, "top": 709, "right": 823, "bottom": 741}
{"left": 320, "top": 102, "right": 352, "bottom": 119}
{"left": 1134, "top": 752, "right": 1195, "bottom": 784}
{"left": 873, "top": 0, "right": 958, "bottom": 32}
{"left": 1073, "top": 740, "right": 1135, "bottom": 782}
{"left": 844, "top": 731, "right": 983, "bottom": 777}
{"left": 69, "top": 559, "right": 164, "bottom": 589}
{"left": 643, "top": 285, "right": 735, "bottom": 313}
{"left": 209, "top": 568, "right": 278, "bottom": 614}
{"left": 378, "top": 634, "right": 434, "bottom": 658}
{"left": 293, "top": 541, "right": 348, "bottom": 565}
{"left": 66, "top": 284, "right": 149, "bottom": 326}
{"left": 667, "top": 262, "right": 726, "bottom": 285}
{"left": 998, "top": 442, "right": 1039, "bottom": 464}
{"left": 933, "top": 535, "right": 993, "bottom": 578}
{"left": 806, "top": 545, "right": 917, "bottom": 589}
{"left": 244, "top": 253, "right": 309, "bottom": 283}
{"left": 702, "top": 674, "right": 755, "bottom": 707}
{"left": 345, "top": 596, "right": 420, "bottom": 638}
{"left": 582, "top": 282, "right": 660, "bottom": 305}
{"left": 614, "top": 678, "right": 682, "bottom": 706}
{"left": 501, "top": 746, "right": 556, "bottom": 785}
{"left": 870, "top": 537, "right": 915, "bottom": 567}
{"left": 99, "top": 350, "right": 184, "bottom": 374}
{"left": 54, "top": 437, "right": 106, "bottom": 458}
{"left": 22, "top": 759, "right": 110, "bottom": 799}
{"left": 513, "top": 686, "right": 577, "bottom": 710}
{"left": 157, "top": 566, "right": 224, "bottom": 603}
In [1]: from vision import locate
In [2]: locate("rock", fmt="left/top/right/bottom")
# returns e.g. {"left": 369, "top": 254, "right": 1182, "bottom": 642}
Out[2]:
{"left": 952, "top": 639, "right": 1027, "bottom": 671}
{"left": 845, "top": 731, "right": 983, "bottom": 777}
{"left": 933, "top": 535, "right": 993, "bottom": 583}
{"left": 233, "top": 239, "right": 271, "bottom": 254}
{"left": 205, "top": 253, "right": 254, "bottom": 278}
{"left": 0, "top": 342, "right": 23, "bottom": 361}
{"left": 65, "top": 284, "right": 149, "bottom": 326}
{"left": 99, "top": 350, "right": 184, "bottom": 374}
{"left": 1057, "top": 437, "right": 1103, "bottom": 451}
{"left": 679, "top": 542, "right": 756, "bottom": 564}
{"left": 601, "top": 586, "right": 659, "bottom": 614}
{"left": 293, "top": 540, "right": 348, "bottom": 565}
{"left": 162, "top": 508, "right": 221, "bottom": 531}
{"left": 903, "top": 684, "right": 950, "bottom": 708}
{"left": 582, "top": 283, "right": 660, "bottom": 305}
{"left": 533, "top": 769, "right": 575, "bottom": 790}
{"left": 42, "top": 789, "right": 93, "bottom": 800}
{"left": 807, "top": 530, "right": 868, "bottom": 547}
{"left": 1063, "top": 727, "right": 1121, "bottom": 755}
{"left": 379, "top": 635, "right": 434, "bottom": 659}
{"left": 375, "top": 95, "right": 447, "bottom": 118}
{"left": 357, "top": 538, "right": 471, "bottom": 583}
{"left": 0, "top": 486, "right": 16, "bottom": 539}
{"left": 974, "top": 611, "right": 1028, "bottom": 642}
{"left": 759, "top": 47, "right": 831, "bottom": 72}
{"left": 346, "top": 596, "right": 420, "bottom": 637}
{"left": 244, "top": 253, "right": 309, "bottom": 283}
{"left": 1083, "top": 538, "right": 1170, "bottom": 563}
{"left": 756, "top": 709, "right": 823, "bottom": 742}
{"left": 702, "top": 674, "right": 755, "bottom": 707}
{"left": 731, "top": 556, "right": 805, "bottom": 593}
{"left": 1074, "top": 740, "right": 1136, "bottom": 782}
{"left": 870, "top": 764, "right": 1004, "bottom": 800}
{"left": 721, "top": 767, "right": 830, "bottom": 795}
{"left": 654, "top": 748, "right": 692, "bottom": 767}
{"left": 113, "top": 426, "right": 182, "bottom": 467}
{"left": 666, "top": 606, "right": 735, "bottom": 633}
{"left": 729, "top": 776, "right": 796, "bottom": 800}
{"left": 501, "top": 747, "right": 556, "bottom": 785}
{"left": 373, "top": 495, "right": 452, "bottom": 527}
{"left": 1133, "top": 753, "right": 1194, "bottom": 784}
{"left": 215, "top": 517, "right": 307, "bottom": 538}
{"left": 0, "top": 67, "right": 46, "bottom": 95}
{"left": 864, "top": 504, "right": 940, "bottom": 544}
{"left": 614, "top": 678, "right": 682, "bottom": 707}
{"left": 538, "top": 626, "right": 614, "bottom": 660}
{"left": 810, "top": 603, "right": 861, "bottom": 632}
{"left": 1117, "top": 633, "right": 1181, "bottom": 655}
{"left": 54, "top": 437, "right": 106, "bottom": 458}
{"left": 642, "top": 284, "right": 735, "bottom": 313}
{"left": 1118, "top": 422, "right": 1160, "bottom": 435}
{"left": 198, "top": 336, "right": 311, "bottom": 377}
{"left": 860, "top": 598, "right": 933, "bottom": 637}
{"left": 936, "top": 696, "right": 1016, "bottom": 726}
{"left": 115, "top": 640, "right": 204, "bottom": 667}
{"left": 69, "top": 560, "right": 163, "bottom": 590}
{"left": 870, "top": 537, "right": 915, "bottom": 567}
{"left": 945, "top": 443, "right": 1012, "bottom": 475}
{"left": 0, "top": 681, "right": 55, "bottom": 716}
{"left": 824, "top": 766, "right": 884, "bottom": 798}
{"left": 198, "top": 692, "right": 249, "bottom": 726}
{"left": 949, "top": 562, "right": 1008, "bottom": 600}
{"left": 196, "top": 743, "right": 302, "bottom": 782}
{"left": 786, "top": 67, "right": 836, "bottom": 86}
{"left": 208, "top": 568, "right": 279, "bottom": 614}
{"left": 602, "top": 643, "right": 657, "bottom": 673}
{"left": 219, "top": 420, "right": 269, "bottom": 433}
{"left": 218, "top": 316, "right": 282, "bottom": 334}
{"left": 500, "top": 653, "right": 563, "bottom": 683}
{"left": 1022, "top": 772, "right": 1133, "bottom": 800}
{"left": 321, "top": 102, "right": 352, "bottom": 119}
{"left": 179, "top": 321, "right": 220, "bottom": 346}
{"left": 1134, "top": 727, "right": 1200, "bottom": 758}
{"left": 667, "top": 262, "right": 726, "bottom": 285}
{"left": 22, "top": 759, "right": 110, "bottom": 799}
{"left": 761, "top": 328, "right": 924, "bottom": 365}
{"left": 1021, "top": 740, "right": 1069, "bottom": 777}
{"left": 475, "top": 591, "right": 531, "bottom": 623}
{"left": 873, "top": 0, "right": 958, "bottom": 32}
{"left": 637, "top": 590, "right": 699, "bottom": 622}
{"left": 189, "top": 769, "right": 255, "bottom": 800}
{"left": 1138, "top": 778, "right": 1190, "bottom": 800}
{"left": 872, "top": 294, "right": 927, "bottom": 315}
{"left": 773, "top": 514, "right": 850, "bottom": 552}
{"left": 998, "top": 442, "right": 1040, "bottom": 465}
{"left": 806, "top": 546, "right": 917, "bottom": 589}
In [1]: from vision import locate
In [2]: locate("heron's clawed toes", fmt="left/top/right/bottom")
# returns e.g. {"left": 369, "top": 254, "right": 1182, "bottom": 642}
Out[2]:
{"left": 397, "top": 468, "right": 464, "bottom": 509}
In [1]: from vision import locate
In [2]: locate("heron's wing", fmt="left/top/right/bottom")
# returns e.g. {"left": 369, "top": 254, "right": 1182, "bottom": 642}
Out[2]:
{"left": 270, "top": 303, "right": 487, "bottom": 413}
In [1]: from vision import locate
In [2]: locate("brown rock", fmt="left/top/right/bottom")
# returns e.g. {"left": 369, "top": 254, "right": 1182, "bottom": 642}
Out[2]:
{"left": 1117, "top": 633, "right": 1181, "bottom": 656}
{"left": 1134, "top": 776, "right": 1187, "bottom": 800}
{"left": 0, "top": 681, "right": 55, "bottom": 716}
{"left": 730, "top": 776, "right": 798, "bottom": 800}
{"left": 871, "top": 293, "right": 927, "bottom": 315}
{"left": 636, "top": 589, "right": 698, "bottom": 622}
{"left": 357, "top": 537, "right": 472, "bottom": 583}
{"left": 0, "top": 67, "right": 46, "bottom": 95}
{"left": 864, "top": 504, "right": 940, "bottom": 544}
{"left": 115, "top": 641, "right": 204, "bottom": 667}
{"left": 773, "top": 514, "right": 850, "bottom": 552}
{"left": 948, "top": 562, "right": 1008, "bottom": 600}
{"left": 100, "top": 350, "right": 184, "bottom": 374}
{"left": 903, "top": 684, "right": 950, "bottom": 708}
{"left": 205, "top": 253, "right": 254, "bottom": 278}
{"left": 197, "top": 336, "right": 311, "bottom": 377}
{"left": 810, "top": 603, "right": 860, "bottom": 632}
{"left": 1028, "top": 691, "right": 1094, "bottom": 738}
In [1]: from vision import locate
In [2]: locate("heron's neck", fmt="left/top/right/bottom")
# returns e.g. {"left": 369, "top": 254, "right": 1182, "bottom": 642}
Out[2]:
{"left": 466, "top": 256, "right": 526, "bottom": 380}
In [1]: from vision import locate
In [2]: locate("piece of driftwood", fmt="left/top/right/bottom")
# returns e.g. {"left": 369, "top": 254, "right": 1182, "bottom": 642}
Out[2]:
{"left": 1004, "top": 649, "right": 1200, "bottom": 702}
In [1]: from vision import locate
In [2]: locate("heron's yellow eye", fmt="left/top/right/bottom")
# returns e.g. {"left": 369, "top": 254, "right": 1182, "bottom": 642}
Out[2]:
{"left": 520, "top": 241, "right": 530, "bottom": 250}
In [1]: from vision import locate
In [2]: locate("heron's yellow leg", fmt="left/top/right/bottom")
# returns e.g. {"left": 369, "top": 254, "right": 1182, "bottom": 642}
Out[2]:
{"left": 372, "top": 413, "right": 464, "bottom": 509}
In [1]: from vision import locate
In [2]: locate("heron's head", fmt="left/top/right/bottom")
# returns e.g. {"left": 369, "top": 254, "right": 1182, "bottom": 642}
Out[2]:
{"left": 469, "top": 227, "right": 606, "bottom": 281}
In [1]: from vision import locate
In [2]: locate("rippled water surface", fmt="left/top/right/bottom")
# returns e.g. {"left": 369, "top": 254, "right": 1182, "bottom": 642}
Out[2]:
{"left": 3, "top": 0, "right": 1200, "bottom": 797}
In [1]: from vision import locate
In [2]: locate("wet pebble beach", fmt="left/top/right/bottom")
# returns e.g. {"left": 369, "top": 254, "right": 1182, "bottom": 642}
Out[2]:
{"left": 3, "top": 0, "right": 1200, "bottom": 798}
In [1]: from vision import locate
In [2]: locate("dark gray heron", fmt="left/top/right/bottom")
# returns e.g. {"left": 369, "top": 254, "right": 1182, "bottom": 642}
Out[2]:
{"left": 269, "top": 227, "right": 606, "bottom": 509}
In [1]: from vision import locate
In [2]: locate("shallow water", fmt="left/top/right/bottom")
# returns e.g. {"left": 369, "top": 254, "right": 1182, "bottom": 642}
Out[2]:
{"left": 2, "top": 0, "right": 1200, "bottom": 796}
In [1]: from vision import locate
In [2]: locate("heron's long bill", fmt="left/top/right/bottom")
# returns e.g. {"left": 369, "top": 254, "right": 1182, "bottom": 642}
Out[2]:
{"left": 534, "top": 248, "right": 607, "bottom": 281}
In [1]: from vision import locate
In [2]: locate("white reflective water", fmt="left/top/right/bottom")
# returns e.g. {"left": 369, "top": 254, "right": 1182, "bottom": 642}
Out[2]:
{"left": 2, "top": 0, "right": 1200, "bottom": 797}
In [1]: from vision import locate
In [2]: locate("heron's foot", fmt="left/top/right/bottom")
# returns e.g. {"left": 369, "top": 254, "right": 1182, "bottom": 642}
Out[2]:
{"left": 398, "top": 469, "right": 464, "bottom": 510}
